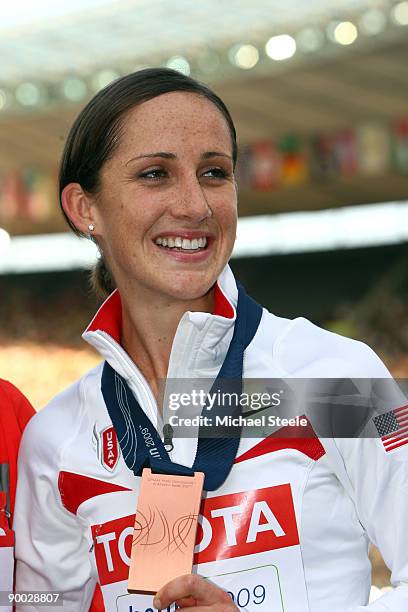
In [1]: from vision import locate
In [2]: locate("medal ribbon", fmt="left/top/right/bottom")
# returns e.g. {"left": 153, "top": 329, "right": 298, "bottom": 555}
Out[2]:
{"left": 101, "top": 282, "right": 262, "bottom": 490}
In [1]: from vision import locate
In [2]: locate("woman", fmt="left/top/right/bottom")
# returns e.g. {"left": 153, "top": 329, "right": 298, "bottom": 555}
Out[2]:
{"left": 14, "top": 69, "right": 408, "bottom": 611}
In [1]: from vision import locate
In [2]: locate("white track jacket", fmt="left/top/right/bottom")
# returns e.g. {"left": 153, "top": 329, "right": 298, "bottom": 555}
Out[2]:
{"left": 14, "top": 266, "right": 408, "bottom": 611}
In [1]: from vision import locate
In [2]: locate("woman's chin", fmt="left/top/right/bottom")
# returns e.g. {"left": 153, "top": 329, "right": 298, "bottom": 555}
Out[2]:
{"left": 159, "top": 276, "right": 215, "bottom": 304}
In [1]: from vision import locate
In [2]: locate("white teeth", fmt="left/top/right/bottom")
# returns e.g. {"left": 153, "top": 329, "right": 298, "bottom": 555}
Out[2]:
{"left": 155, "top": 236, "right": 208, "bottom": 250}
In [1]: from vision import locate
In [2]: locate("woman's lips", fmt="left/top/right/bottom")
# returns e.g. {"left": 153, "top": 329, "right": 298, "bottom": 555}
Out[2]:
{"left": 153, "top": 235, "right": 213, "bottom": 262}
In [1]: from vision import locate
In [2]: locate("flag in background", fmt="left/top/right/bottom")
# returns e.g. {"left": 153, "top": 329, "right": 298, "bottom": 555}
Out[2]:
{"left": 373, "top": 405, "right": 408, "bottom": 453}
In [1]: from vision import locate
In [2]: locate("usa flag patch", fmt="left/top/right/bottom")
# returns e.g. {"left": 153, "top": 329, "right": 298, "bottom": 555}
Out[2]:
{"left": 373, "top": 405, "right": 408, "bottom": 453}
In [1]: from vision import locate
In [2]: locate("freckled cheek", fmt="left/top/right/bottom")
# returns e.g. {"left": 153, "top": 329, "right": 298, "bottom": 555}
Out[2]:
{"left": 217, "top": 201, "right": 237, "bottom": 230}
{"left": 212, "top": 189, "right": 237, "bottom": 213}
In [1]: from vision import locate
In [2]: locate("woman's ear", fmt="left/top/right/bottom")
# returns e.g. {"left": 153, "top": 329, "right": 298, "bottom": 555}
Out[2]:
{"left": 61, "top": 183, "right": 96, "bottom": 235}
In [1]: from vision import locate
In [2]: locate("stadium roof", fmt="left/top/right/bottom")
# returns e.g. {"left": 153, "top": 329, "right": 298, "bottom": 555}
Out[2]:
{"left": 0, "top": 0, "right": 397, "bottom": 84}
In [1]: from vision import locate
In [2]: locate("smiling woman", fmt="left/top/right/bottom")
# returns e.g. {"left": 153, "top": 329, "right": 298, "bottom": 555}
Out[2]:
{"left": 69, "top": 91, "right": 237, "bottom": 309}
{"left": 13, "top": 68, "right": 408, "bottom": 612}
{"left": 61, "top": 79, "right": 236, "bottom": 312}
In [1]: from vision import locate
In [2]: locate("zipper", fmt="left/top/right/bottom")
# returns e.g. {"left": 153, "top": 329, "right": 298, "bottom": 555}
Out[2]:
{"left": 0, "top": 492, "right": 11, "bottom": 530}
{"left": 162, "top": 423, "right": 174, "bottom": 452}
{"left": 0, "top": 464, "right": 10, "bottom": 520}
{"left": 161, "top": 316, "right": 196, "bottom": 451}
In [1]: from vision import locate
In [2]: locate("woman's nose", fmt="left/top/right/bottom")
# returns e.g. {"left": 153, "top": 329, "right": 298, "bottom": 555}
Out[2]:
{"left": 170, "top": 175, "right": 212, "bottom": 222}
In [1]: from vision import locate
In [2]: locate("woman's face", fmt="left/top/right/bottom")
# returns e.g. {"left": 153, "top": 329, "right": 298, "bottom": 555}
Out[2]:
{"left": 90, "top": 91, "right": 237, "bottom": 304}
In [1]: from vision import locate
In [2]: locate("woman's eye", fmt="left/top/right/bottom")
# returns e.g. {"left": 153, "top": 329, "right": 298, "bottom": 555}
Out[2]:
{"left": 139, "top": 168, "right": 167, "bottom": 180}
{"left": 201, "top": 167, "right": 229, "bottom": 179}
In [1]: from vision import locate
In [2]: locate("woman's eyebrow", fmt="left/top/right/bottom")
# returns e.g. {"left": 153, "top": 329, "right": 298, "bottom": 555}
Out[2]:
{"left": 201, "top": 151, "right": 232, "bottom": 161}
{"left": 126, "top": 152, "right": 176, "bottom": 165}
{"left": 126, "top": 151, "right": 232, "bottom": 166}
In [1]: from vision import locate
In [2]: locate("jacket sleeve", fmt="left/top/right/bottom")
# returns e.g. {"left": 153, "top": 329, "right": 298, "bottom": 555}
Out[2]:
{"left": 327, "top": 345, "right": 408, "bottom": 611}
{"left": 0, "top": 379, "right": 35, "bottom": 518}
{"left": 0, "top": 379, "right": 35, "bottom": 431}
{"left": 14, "top": 399, "right": 96, "bottom": 611}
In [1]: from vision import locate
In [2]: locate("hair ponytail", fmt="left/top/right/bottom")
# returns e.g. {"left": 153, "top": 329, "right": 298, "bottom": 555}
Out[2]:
{"left": 90, "top": 257, "right": 116, "bottom": 299}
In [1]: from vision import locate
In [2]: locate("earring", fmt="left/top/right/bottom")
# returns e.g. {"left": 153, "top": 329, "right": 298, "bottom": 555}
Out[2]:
{"left": 88, "top": 223, "right": 95, "bottom": 231}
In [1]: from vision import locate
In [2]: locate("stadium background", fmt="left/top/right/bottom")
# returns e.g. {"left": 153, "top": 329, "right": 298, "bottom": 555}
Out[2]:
{"left": 1, "top": 0, "right": 408, "bottom": 597}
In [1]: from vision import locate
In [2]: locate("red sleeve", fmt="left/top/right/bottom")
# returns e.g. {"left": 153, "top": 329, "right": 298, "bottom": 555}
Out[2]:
{"left": 0, "top": 379, "right": 35, "bottom": 518}
{"left": 2, "top": 381, "right": 35, "bottom": 431}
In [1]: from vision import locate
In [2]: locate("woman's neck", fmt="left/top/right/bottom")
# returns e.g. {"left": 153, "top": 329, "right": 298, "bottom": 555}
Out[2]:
{"left": 120, "top": 287, "right": 214, "bottom": 406}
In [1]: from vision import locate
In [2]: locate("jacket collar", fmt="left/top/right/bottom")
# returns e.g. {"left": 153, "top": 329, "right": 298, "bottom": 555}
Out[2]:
{"left": 82, "top": 264, "right": 237, "bottom": 382}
